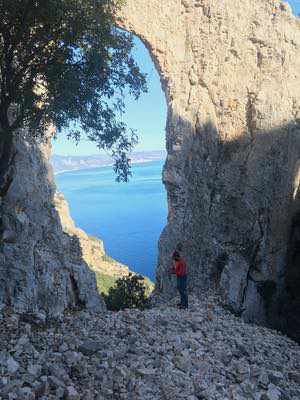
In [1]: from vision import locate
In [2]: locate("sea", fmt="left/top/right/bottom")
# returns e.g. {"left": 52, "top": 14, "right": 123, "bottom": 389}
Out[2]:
{"left": 55, "top": 160, "right": 167, "bottom": 280}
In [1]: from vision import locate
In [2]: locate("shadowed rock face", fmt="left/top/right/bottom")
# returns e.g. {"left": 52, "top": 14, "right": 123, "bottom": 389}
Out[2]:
{"left": 118, "top": 0, "right": 300, "bottom": 330}
{"left": 0, "top": 135, "right": 105, "bottom": 316}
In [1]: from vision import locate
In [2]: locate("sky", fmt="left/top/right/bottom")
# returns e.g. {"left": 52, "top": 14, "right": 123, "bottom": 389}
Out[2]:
{"left": 53, "top": 1, "right": 300, "bottom": 156}
{"left": 290, "top": 0, "right": 300, "bottom": 14}
{"left": 52, "top": 36, "right": 167, "bottom": 155}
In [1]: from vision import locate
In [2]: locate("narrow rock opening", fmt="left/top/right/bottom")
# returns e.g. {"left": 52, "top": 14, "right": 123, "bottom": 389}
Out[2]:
{"left": 51, "top": 34, "right": 168, "bottom": 293}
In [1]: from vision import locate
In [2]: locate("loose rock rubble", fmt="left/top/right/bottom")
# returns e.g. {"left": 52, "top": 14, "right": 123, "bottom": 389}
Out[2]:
{"left": 0, "top": 295, "right": 299, "bottom": 400}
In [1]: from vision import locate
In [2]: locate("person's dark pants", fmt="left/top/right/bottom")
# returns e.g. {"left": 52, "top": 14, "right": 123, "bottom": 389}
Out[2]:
{"left": 177, "top": 275, "right": 188, "bottom": 308}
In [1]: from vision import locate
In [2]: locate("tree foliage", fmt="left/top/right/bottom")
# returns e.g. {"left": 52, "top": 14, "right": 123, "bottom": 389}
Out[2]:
{"left": 0, "top": 0, "right": 147, "bottom": 190}
{"left": 102, "top": 273, "right": 150, "bottom": 311}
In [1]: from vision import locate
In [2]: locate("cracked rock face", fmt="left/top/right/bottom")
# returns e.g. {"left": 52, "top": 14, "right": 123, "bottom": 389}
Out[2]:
{"left": 0, "top": 135, "right": 104, "bottom": 316}
{"left": 118, "top": 0, "right": 300, "bottom": 328}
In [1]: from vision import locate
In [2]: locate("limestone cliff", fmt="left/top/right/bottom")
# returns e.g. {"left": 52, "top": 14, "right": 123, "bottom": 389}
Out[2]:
{"left": 0, "top": 131, "right": 152, "bottom": 316}
{"left": 54, "top": 192, "right": 129, "bottom": 277}
{"left": 118, "top": 0, "right": 300, "bottom": 334}
{"left": 0, "top": 135, "right": 104, "bottom": 316}
{"left": 54, "top": 191, "right": 154, "bottom": 295}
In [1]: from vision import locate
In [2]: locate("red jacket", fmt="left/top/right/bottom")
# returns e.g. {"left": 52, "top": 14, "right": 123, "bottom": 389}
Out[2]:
{"left": 171, "top": 259, "right": 187, "bottom": 277}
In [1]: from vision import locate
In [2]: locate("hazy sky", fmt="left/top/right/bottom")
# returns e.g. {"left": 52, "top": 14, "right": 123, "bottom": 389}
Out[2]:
{"left": 53, "top": 1, "right": 300, "bottom": 156}
{"left": 290, "top": 0, "right": 300, "bottom": 14}
{"left": 53, "top": 36, "right": 167, "bottom": 155}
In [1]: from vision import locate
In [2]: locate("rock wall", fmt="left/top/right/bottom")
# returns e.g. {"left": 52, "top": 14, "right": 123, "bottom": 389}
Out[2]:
{"left": 118, "top": 0, "right": 300, "bottom": 329}
{"left": 1, "top": 0, "right": 300, "bottom": 332}
{"left": 0, "top": 134, "right": 104, "bottom": 316}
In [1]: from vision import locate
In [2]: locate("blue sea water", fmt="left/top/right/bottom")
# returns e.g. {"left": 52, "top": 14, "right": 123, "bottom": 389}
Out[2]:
{"left": 55, "top": 160, "right": 167, "bottom": 280}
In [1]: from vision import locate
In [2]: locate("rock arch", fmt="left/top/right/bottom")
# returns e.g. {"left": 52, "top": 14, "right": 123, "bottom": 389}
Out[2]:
{"left": 1, "top": 0, "right": 300, "bottom": 331}
{"left": 117, "top": 0, "right": 300, "bottom": 326}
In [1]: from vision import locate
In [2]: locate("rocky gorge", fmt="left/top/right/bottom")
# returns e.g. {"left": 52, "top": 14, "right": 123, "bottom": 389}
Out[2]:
{"left": 1, "top": 0, "right": 300, "bottom": 331}
{"left": 0, "top": 0, "right": 300, "bottom": 397}
{"left": 118, "top": 0, "right": 300, "bottom": 340}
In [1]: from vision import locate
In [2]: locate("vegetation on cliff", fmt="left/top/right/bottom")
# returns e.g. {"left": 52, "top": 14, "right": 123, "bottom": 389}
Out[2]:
{"left": 54, "top": 191, "right": 154, "bottom": 301}
{"left": 102, "top": 273, "right": 151, "bottom": 311}
{"left": 86, "top": 236, "right": 154, "bottom": 298}
{"left": 96, "top": 269, "right": 154, "bottom": 296}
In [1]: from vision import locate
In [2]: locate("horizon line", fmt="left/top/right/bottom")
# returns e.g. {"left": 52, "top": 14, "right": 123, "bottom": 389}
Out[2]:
{"left": 52, "top": 149, "right": 167, "bottom": 157}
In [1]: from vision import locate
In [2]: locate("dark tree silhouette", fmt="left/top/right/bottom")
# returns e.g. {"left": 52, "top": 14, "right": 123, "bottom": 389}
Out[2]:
{"left": 0, "top": 0, "right": 147, "bottom": 194}
{"left": 102, "top": 273, "right": 150, "bottom": 311}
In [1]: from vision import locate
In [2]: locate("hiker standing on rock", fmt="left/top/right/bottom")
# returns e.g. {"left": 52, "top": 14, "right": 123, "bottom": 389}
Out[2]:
{"left": 170, "top": 249, "right": 188, "bottom": 309}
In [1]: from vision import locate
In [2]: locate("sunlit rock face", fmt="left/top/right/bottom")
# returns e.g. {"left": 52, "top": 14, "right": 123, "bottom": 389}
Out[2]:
{"left": 118, "top": 0, "right": 300, "bottom": 330}
{"left": 0, "top": 134, "right": 104, "bottom": 316}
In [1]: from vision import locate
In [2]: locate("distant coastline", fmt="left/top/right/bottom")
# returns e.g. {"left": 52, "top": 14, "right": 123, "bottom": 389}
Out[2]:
{"left": 54, "top": 163, "right": 113, "bottom": 176}
{"left": 52, "top": 150, "right": 166, "bottom": 175}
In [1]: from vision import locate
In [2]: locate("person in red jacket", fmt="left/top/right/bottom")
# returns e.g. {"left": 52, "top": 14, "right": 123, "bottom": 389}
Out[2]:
{"left": 170, "top": 251, "right": 188, "bottom": 309}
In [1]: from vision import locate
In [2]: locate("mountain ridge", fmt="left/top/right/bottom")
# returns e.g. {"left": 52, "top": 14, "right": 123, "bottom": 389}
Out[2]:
{"left": 52, "top": 150, "right": 166, "bottom": 173}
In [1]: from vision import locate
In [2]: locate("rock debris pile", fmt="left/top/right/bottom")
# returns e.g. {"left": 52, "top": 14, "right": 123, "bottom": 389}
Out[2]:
{"left": 0, "top": 295, "right": 299, "bottom": 400}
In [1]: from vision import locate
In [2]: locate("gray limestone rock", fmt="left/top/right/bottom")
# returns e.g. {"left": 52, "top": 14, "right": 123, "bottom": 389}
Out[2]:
{"left": 0, "top": 293, "right": 298, "bottom": 399}
{"left": 0, "top": 135, "right": 105, "bottom": 316}
{"left": 219, "top": 254, "right": 249, "bottom": 315}
{"left": 78, "top": 339, "right": 102, "bottom": 356}
{"left": 118, "top": 0, "right": 300, "bottom": 332}
{"left": 6, "top": 357, "right": 19, "bottom": 374}
{"left": 66, "top": 386, "right": 80, "bottom": 400}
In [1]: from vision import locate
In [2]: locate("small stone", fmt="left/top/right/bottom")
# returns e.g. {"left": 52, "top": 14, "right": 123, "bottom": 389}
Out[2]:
{"left": 2, "top": 229, "right": 16, "bottom": 243}
{"left": 28, "top": 364, "right": 42, "bottom": 377}
{"left": 56, "top": 386, "right": 66, "bottom": 399}
{"left": 35, "top": 311, "right": 46, "bottom": 324}
{"left": 263, "top": 384, "right": 283, "bottom": 400}
{"left": 173, "top": 354, "right": 191, "bottom": 372}
{"left": 49, "top": 375, "right": 66, "bottom": 390}
{"left": 268, "top": 371, "right": 284, "bottom": 385}
{"left": 258, "top": 371, "right": 270, "bottom": 389}
{"left": 24, "top": 323, "right": 31, "bottom": 335}
{"left": 66, "top": 385, "right": 80, "bottom": 400}
{"left": 181, "top": 0, "right": 189, "bottom": 8}
{"left": 189, "top": 70, "right": 198, "bottom": 85}
{"left": 48, "top": 365, "right": 68, "bottom": 380}
{"left": 0, "top": 376, "right": 8, "bottom": 387}
{"left": 7, "top": 357, "right": 19, "bottom": 374}
{"left": 220, "top": 351, "right": 232, "bottom": 366}
{"left": 64, "top": 351, "right": 82, "bottom": 366}
{"left": 288, "top": 371, "right": 300, "bottom": 384}
{"left": 17, "top": 386, "right": 35, "bottom": 400}
{"left": 235, "top": 340, "right": 250, "bottom": 357}
{"left": 78, "top": 339, "right": 102, "bottom": 356}
{"left": 33, "top": 381, "right": 50, "bottom": 398}
{"left": 59, "top": 343, "right": 69, "bottom": 353}
{"left": 234, "top": 362, "right": 250, "bottom": 383}
{"left": 136, "top": 368, "right": 156, "bottom": 377}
